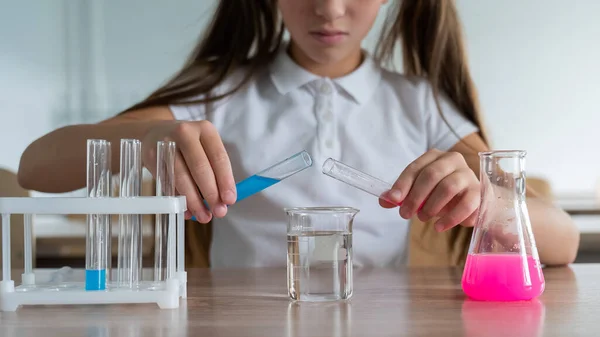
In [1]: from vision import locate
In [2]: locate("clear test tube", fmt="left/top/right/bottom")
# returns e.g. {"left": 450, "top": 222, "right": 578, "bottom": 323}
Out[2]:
{"left": 117, "top": 139, "right": 142, "bottom": 288}
{"left": 322, "top": 158, "right": 394, "bottom": 200}
{"left": 2, "top": 214, "right": 10, "bottom": 282}
{"left": 321, "top": 158, "right": 411, "bottom": 207}
{"left": 22, "top": 214, "right": 34, "bottom": 285}
{"left": 322, "top": 158, "right": 427, "bottom": 210}
{"left": 154, "top": 141, "right": 176, "bottom": 282}
{"left": 85, "top": 139, "right": 112, "bottom": 291}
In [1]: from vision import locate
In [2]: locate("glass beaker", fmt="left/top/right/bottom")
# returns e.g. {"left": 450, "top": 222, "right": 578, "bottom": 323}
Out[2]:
{"left": 461, "top": 150, "right": 545, "bottom": 301}
{"left": 285, "top": 207, "right": 358, "bottom": 302}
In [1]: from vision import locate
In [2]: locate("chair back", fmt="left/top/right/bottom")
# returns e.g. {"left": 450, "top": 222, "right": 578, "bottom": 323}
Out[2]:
{"left": 0, "top": 168, "right": 31, "bottom": 270}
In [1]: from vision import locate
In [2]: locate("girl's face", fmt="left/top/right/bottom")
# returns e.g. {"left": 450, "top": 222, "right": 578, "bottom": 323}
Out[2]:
{"left": 278, "top": 0, "right": 387, "bottom": 75}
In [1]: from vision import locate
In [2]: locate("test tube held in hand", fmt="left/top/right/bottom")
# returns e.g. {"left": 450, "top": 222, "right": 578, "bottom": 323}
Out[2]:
{"left": 154, "top": 141, "right": 176, "bottom": 282}
{"left": 190, "top": 150, "right": 313, "bottom": 221}
{"left": 322, "top": 158, "right": 427, "bottom": 210}
{"left": 117, "top": 139, "right": 143, "bottom": 288}
{"left": 322, "top": 158, "right": 397, "bottom": 203}
{"left": 85, "top": 139, "right": 112, "bottom": 291}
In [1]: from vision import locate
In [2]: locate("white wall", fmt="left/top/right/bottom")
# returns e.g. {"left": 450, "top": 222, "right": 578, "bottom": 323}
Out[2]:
{"left": 0, "top": 0, "right": 68, "bottom": 174}
{"left": 1, "top": 0, "right": 599, "bottom": 197}
{"left": 457, "top": 0, "right": 600, "bottom": 196}
{"left": 100, "top": 0, "right": 214, "bottom": 114}
{"left": 0, "top": 0, "right": 213, "bottom": 195}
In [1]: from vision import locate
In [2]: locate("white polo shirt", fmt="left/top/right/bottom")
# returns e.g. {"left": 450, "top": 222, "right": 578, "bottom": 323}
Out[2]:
{"left": 169, "top": 45, "right": 479, "bottom": 268}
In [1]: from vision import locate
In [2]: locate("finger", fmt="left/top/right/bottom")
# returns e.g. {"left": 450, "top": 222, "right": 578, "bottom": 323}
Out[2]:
{"left": 387, "top": 149, "right": 444, "bottom": 206}
{"left": 141, "top": 141, "right": 159, "bottom": 178}
{"left": 142, "top": 138, "right": 197, "bottom": 220}
{"left": 417, "top": 169, "right": 473, "bottom": 222}
{"left": 437, "top": 197, "right": 479, "bottom": 227}
{"left": 199, "top": 122, "right": 236, "bottom": 205}
{"left": 173, "top": 150, "right": 212, "bottom": 223}
{"left": 461, "top": 209, "right": 479, "bottom": 228}
{"left": 379, "top": 199, "right": 396, "bottom": 208}
{"left": 378, "top": 189, "right": 402, "bottom": 208}
{"left": 433, "top": 187, "right": 480, "bottom": 232}
{"left": 400, "top": 152, "right": 465, "bottom": 219}
{"left": 176, "top": 126, "right": 225, "bottom": 218}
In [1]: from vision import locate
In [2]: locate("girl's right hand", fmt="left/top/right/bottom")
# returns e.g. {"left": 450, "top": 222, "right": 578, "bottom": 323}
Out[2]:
{"left": 142, "top": 120, "right": 237, "bottom": 223}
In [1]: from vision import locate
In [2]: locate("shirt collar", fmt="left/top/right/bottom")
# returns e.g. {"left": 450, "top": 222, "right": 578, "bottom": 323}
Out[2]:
{"left": 268, "top": 43, "right": 382, "bottom": 105}
{"left": 268, "top": 45, "right": 319, "bottom": 95}
{"left": 333, "top": 53, "right": 381, "bottom": 104}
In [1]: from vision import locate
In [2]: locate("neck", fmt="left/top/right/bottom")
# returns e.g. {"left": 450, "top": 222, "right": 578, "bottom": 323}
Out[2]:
{"left": 288, "top": 41, "right": 363, "bottom": 78}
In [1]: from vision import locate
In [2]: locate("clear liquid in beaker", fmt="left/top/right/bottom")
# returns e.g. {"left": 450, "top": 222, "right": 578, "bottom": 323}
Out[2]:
{"left": 287, "top": 231, "right": 352, "bottom": 302}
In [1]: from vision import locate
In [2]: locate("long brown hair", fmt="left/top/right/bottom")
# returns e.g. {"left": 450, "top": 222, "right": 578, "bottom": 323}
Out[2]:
{"left": 125, "top": 0, "right": 489, "bottom": 145}
{"left": 376, "top": 0, "right": 489, "bottom": 145}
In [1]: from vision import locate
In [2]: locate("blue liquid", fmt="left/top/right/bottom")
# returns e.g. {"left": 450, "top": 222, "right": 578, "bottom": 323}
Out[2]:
{"left": 85, "top": 269, "right": 106, "bottom": 291}
{"left": 192, "top": 175, "right": 280, "bottom": 221}
{"left": 235, "top": 175, "right": 280, "bottom": 201}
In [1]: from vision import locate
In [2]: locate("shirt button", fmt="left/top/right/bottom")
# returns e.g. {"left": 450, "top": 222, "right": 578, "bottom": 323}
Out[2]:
{"left": 323, "top": 110, "right": 333, "bottom": 121}
{"left": 320, "top": 83, "right": 332, "bottom": 94}
{"left": 325, "top": 140, "right": 334, "bottom": 148}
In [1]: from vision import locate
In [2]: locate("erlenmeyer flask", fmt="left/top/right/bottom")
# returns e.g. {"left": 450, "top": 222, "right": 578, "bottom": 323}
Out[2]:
{"left": 461, "top": 150, "right": 545, "bottom": 301}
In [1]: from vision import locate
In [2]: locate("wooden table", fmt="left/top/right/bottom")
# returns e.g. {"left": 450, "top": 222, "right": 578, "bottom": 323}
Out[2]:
{"left": 0, "top": 264, "right": 593, "bottom": 336}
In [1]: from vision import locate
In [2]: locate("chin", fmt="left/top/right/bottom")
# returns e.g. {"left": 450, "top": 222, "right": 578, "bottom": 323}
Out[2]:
{"left": 306, "top": 48, "right": 352, "bottom": 66}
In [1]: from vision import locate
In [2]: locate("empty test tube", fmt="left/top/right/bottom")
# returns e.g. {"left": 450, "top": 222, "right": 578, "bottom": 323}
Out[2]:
{"left": 322, "top": 158, "right": 428, "bottom": 210}
{"left": 22, "top": 214, "right": 34, "bottom": 285}
{"left": 2, "top": 214, "right": 10, "bottom": 282}
{"left": 322, "top": 158, "right": 402, "bottom": 205}
{"left": 154, "top": 141, "right": 176, "bottom": 282}
{"left": 117, "top": 139, "right": 143, "bottom": 288}
{"left": 85, "top": 139, "right": 112, "bottom": 291}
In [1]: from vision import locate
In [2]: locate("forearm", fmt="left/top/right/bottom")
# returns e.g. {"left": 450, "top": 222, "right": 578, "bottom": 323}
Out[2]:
{"left": 527, "top": 196, "right": 580, "bottom": 266}
{"left": 18, "top": 120, "right": 168, "bottom": 193}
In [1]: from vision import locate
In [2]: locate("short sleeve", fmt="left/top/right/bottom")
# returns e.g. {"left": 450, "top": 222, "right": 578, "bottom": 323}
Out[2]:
{"left": 167, "top": 68, "right": 250, "bottom": 122}
{"left": 169, "top": 101, "right": 207, "bottom": 121}
{"left": 423, "top": 85, "right": 479, "bottom": 151}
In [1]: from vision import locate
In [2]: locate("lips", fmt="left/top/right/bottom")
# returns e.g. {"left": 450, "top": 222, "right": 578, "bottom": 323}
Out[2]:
{"left": 310, "top": 29, "right": 348, "bottom": 44}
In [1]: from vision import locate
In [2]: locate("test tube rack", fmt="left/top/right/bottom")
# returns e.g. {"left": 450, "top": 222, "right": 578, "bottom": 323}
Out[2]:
{"left": 0, "top": 197, "right": 186, "bottom": 312}
{"left": 0, "top": 139, "right": 187, "bottom": 312}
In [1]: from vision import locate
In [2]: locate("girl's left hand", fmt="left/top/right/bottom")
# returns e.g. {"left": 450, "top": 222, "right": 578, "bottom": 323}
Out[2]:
{"left": 380, "top": 149, "right": 480, "bottom": 232}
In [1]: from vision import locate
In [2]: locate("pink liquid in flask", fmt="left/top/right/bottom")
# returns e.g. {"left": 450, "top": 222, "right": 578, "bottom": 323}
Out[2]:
{"left": 461, "top": 253, "right": 545, "bottom": 301}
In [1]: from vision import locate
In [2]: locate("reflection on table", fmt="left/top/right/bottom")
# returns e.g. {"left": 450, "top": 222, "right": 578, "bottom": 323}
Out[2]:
{"left": 0, "top": 265, "right": 588, "bottom": 336}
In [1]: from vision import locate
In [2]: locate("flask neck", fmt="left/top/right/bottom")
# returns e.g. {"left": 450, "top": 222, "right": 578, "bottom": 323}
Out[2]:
{"left": 480, "top": 151, "right": 527, "bottom": 201}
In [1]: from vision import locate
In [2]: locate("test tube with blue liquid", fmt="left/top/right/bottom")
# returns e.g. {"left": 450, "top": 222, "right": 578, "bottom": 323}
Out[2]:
{"left": 191, "top": 150, "right": 313, "bottom": 221}
{"left": 85, "top": 139, "right": 112, "bottom": 291}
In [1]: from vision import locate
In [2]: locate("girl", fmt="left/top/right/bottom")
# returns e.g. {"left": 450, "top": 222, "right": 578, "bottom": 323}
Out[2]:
{"left": 18, "top": 0, "right": 579, "bottom": 267}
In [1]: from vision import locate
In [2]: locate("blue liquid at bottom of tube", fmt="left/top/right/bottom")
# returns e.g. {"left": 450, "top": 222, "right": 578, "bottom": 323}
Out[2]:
{"left": 235, "top": 175, "right": 280, "bottom": 201}
{"left": 192, "top": 175, "right": 280, "bottom": 221}
{"left": 85, "top": 269, "right": 106, "bottom": 291}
